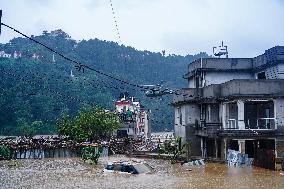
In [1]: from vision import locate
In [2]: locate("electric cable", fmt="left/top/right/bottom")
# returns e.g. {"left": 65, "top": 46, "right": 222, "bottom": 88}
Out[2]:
{"left": 1, "top": 23, "right": 148, "bottom": 90}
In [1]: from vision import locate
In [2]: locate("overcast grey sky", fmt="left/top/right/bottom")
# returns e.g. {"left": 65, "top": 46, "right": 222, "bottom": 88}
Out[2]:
{"left": 0, "top": 0, "right": 284, "bottom": 57}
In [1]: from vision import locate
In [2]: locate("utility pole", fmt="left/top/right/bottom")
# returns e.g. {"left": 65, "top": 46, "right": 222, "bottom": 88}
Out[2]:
{"left": 0, "top": 10, "right": 2, "bottom": 35}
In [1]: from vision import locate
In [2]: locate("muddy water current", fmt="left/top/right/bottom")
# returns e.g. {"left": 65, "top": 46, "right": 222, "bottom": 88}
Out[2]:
{"left": 0, "top": 155, "right": 283, "bottom": 189}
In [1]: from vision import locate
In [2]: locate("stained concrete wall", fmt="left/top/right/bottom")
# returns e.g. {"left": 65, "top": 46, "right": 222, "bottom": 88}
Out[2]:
{"left": 174, "top": 104, "right": 200, "bottom": 140}
{"left": 278, "top": 64, "right": 284, "bottom": 79}
{"left": 264, "top": 65, "right": 279, "bottom": 79}
{"left": 276, "top": 138, "right": 284, "bottom": 158}
{"left": 203, "top": 72, "right": 254, "bottom": 87}
{"left": 274, "top": 99, "right": 284, "bottom": 130}
{"left": 187, "top": 58, "right": 253, "bottom": 73}
{"left": 221, "top": 80, "right": 284, "bottom": 97}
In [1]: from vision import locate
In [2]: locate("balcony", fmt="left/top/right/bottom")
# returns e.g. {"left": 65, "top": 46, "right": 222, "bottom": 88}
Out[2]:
{"left": 196, "top": 120, "right": 221, "bottom": 137}
{"left": 226, "top": 118, "right": 276, "bottom": 130}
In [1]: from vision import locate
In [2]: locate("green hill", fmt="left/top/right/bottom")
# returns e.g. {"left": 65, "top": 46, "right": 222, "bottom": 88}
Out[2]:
{"left": 0, "top": 29, "right": 209, "bottom": 135}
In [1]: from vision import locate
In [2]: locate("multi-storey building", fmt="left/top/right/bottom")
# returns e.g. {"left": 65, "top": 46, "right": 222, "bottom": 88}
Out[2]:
{"left": 115, "top": 93, "right": 151, "bottom": 139}
{"left": 172, "top": 46, "right": 284, "bottom": 170}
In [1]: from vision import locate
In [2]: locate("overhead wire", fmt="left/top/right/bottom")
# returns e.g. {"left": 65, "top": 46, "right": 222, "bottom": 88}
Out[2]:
{"left": 109, "top": 0, "right": 122, "bottom": 44}
{"left": 0, "top": 21, "right": 180, "bottom": 129}
{"left": 1, "top": 23, "right": 148, "bottom": 91}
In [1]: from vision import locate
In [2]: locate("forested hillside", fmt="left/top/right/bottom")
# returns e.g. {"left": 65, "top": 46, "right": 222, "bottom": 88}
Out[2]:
{"left": 0, "top": 30, "right": 208, "bottom": 135}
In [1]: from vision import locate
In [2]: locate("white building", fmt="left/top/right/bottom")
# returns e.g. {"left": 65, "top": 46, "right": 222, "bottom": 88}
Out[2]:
{"left": 172, "top": 46, "right": 284, "bottom": 170}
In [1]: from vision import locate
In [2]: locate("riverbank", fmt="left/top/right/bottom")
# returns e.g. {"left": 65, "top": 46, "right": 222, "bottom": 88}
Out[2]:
{"left": 1, "top": 156, "right": 284, "bottom": 189}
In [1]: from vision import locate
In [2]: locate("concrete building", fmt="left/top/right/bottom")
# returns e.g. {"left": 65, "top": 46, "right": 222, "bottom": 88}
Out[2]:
{"left": 172, "top": 46, "right": 284, "bottom": 170}
{"left": 115, "top": 93, "right": 151, "bottom": 139}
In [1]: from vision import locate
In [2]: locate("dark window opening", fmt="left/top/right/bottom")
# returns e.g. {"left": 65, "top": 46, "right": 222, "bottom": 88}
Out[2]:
{"left": 178, "top": 108, "right": 182, "bottom": 125}
{"left": 257, "top": 72, "right": 266, "bottom": 79}
{"left": 229, "top": 140, "right": 239, "bottom": 151}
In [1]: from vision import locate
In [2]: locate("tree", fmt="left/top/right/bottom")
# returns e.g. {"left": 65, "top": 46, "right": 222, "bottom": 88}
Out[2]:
{"left": 20, "top": 122, "right": 35, "bottom": 137}
{"left": 57, "top": 107, "right": 122, "bottom": 143}
{"left": 159, "top": 137, "right": 190, "bottom": 163}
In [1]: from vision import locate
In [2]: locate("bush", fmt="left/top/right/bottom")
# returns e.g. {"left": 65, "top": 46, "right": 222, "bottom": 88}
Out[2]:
{"left": 0, "top": 145, "right": 11, "bottom": 160}
{"left": 81, "top": 146, "right": 103, "bottom": 165}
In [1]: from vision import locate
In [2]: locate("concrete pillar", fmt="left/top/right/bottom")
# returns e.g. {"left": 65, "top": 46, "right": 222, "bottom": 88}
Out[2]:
{"left": 224, "top": 138, "right": 227, "bottom": 159}
{"left": 222, "top": 103, "right": 227, "bottom": 129}
{"left": 238, "top": 139, "right": 246, "bottom": 154}
{"left": 215, "top": 139, "right": 218, "bottom": 158}
{"left": 237, "top": 100, "right": 245, "bottom": 129}
{"left": 201, "top": 138, "right": 204, "bottom": 158}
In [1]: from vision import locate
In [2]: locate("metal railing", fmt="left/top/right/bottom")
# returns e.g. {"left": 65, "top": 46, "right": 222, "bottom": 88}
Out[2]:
{"left": 247, "top": 118, "right": 276, "bottom": 129}
{"left": 199, "top": 120, "right": 221, "bottom": 134}
{"left": 227, "top": 119, "right": 238, "bottom": 129}
{"left": 225, "top": 118, "right": 276, "bottom": 130}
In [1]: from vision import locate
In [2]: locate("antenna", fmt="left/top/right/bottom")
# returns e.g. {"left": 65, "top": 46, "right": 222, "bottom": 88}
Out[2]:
{"left": 213, "top": 41, "right": 229, "bottom": 58}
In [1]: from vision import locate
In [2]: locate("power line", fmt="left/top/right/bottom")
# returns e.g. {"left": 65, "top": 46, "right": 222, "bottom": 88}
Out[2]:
{"left": 0, "top": 23, "right": 148, "bottom": 91}
{"left": 109, "top": 0, "right": 122, "bottom": 44}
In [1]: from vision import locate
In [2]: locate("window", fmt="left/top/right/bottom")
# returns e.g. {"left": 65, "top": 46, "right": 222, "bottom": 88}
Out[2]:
{"left": 177, "top": 108, "right": 182, "bottom": 125}
{"left": 257, "top": 72, "right": 266, "bottom": 79}
{"left": 195, "top": 77, "right": 199, "bottom": 88}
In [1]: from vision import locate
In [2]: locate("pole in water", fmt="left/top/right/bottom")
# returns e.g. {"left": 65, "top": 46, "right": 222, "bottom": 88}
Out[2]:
{"left": 0, "top": 10, "right": 2, "bottom": 35}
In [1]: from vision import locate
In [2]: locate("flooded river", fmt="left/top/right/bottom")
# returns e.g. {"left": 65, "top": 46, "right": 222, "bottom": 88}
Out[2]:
{"left": 0, "top": 156, "right": 283, "bottom": 189}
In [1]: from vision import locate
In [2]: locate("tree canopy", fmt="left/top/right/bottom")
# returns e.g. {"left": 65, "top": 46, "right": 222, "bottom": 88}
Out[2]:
{"left": 57, "top": 107, "right": 121, "bottom": 142}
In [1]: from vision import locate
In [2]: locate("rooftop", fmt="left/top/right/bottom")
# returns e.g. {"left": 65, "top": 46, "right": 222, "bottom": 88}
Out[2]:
{"left": 184, "top": 46, "right": 284, "bottom": 79}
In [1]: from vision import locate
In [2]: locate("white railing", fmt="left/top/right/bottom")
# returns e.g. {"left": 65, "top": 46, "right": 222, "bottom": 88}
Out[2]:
{"left": 227, "top": 119, "right": 238, "bottom": 129}
{"left": 256, "top": 118, "right": 276, "bottom": 129}
{"left": 225, "top": 118, "right": 276, "bottom": 130}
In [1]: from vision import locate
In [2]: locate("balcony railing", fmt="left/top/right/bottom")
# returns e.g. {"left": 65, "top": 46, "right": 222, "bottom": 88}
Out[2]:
{"left": 198, "top": 120, "right": 221, "bottom": 135}
{"left": 227, "top": 119, "right": 238, "bottom": 129}
{"left": 247, "top": 118, "right": 276, "bottom": 129}
{"left": 225, "top": 118, "right": 276, "bottom": 130}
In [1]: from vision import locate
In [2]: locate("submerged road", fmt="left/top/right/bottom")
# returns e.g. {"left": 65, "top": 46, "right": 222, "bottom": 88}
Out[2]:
{"left": 0, "top": 155, "right": 283, "bottom": 189}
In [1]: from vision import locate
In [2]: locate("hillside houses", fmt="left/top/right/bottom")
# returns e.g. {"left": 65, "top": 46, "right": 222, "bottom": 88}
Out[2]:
{"left": 0, "top": 50, "right": 41, "bottom": 60}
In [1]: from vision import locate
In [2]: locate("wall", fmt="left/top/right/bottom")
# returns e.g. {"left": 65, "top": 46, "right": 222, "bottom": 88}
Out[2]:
{"left": 185, "top": 104, "right": 200, "bottom": 125}
{"left": 264, "top": 65, "right": 279, "bottom": 79}
{"left": 203, "top": 71, "right": 254, "bottom": 87}
{"left": 276, "top": 138, "right": 284, "bottom": 158}
{"left": 174, "top": 104, "right": 200, "bottom": 141}
{"left": 277, "top": 64, "right": 284, "bottom": 79}
{"left": 274, "top": 99, "right": 284, "bottom": 129}
{"left": 221, "top": 80, "right": 284, "bottom": 97}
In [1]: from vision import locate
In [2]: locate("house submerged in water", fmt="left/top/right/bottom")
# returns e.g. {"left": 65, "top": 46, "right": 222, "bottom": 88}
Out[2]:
{"left": 172, "top": 46, "right": 284, "bottom": 170}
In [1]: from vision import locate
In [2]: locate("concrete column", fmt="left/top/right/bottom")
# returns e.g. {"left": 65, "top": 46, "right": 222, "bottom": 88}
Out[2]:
{"left": 215, "top": 139, "right": 218, "bottom": 158}
{"left": 222, "top": 103, "right": 227, "bottom": 129}
{"left": 224, "top": 138, "right": 227, "bottom": 160}
{"left": 238, "top": 139, "right": 246, "bottom": 154}
{"left": 220, "top": 138, "right": 227, "bottom": 160}
{"left": 201, "top": 138, "right": 204, "bottom": 158}
{"left": 237, "top": 100, "right": 245, "bottom": 129}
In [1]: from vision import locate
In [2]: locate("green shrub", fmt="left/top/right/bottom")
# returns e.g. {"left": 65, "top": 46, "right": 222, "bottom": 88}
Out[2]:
{"left": 81, "top": 146, "right": 104, "bottom": 165}
{"left": 0, "top": 145, "right": 11, "bottom": 160}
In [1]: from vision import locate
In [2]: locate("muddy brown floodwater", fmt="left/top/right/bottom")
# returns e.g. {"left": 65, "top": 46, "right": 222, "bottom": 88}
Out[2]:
{"left": 0, "top": 155, "right": 284, "bottom": 189}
